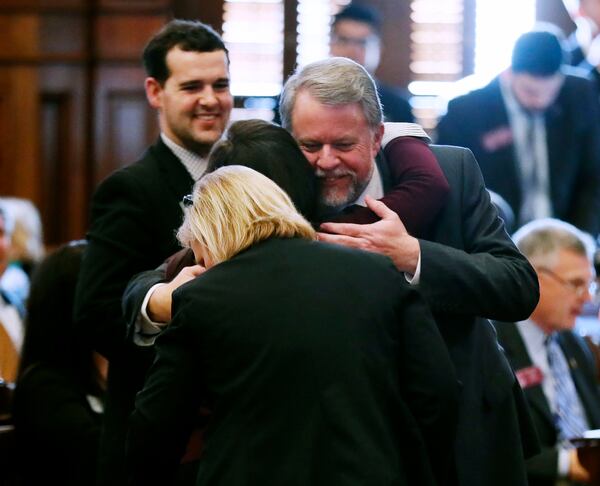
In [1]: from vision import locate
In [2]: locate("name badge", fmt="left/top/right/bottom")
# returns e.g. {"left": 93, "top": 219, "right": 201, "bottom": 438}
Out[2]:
{"left": 481, "top": 126, "right": 513, "bottom": 152}
{"left": 515, "top": 365, "right": 544, "bottom": 389}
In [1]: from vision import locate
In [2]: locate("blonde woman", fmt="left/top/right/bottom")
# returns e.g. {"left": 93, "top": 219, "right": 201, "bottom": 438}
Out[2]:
{"left": 127, "top": 166, "right": 458, "bottom": 486}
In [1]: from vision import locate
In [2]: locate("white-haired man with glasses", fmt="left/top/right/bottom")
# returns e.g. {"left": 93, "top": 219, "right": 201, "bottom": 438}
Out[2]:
{"left": 494, "top": 218, "right": 600, "bottom": 486}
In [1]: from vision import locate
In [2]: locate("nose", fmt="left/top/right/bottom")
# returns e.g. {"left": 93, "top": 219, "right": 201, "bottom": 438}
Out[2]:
{"left": 315, "top": 145, "right": 339, "bottom": 171}
{"left": 198, "top": 87, "right": 218, "bottom": 108}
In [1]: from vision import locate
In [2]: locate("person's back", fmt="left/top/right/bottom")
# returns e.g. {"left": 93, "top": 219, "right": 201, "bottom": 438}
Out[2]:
{"left": 131, "top": 238, "right": 456, "bottom": 486}
{"left": 127, "top": 166, "right": 458, "bottom": 486}
{"left": 14, "top": 241, "right": 106, "bottom": 486}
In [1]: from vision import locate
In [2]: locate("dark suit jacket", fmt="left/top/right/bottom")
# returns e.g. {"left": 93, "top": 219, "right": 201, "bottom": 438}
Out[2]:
{"left": 127, "top": 237, "right": 459, "bottom": 486}
{"left": 565, "top": 32, "right": 600, "bottom": 97}
{"left": 377, "top": 81, "right": 414, "bottom": 123}
{"left": 74, "top": 138, "right": 194, "bottom": 485}
{"left": 124, "top": 144, "right": 540, "bottom": 486}
{"left": 436, "top": 73, "right": 600, "bottom": 237}
{"left": 390, "top": 145, "right": 540, "bottom": 486}
{"left": 494, "top": 322, "right": 600, "bottom": 486}
{"left": 13, "top": 364, "right": 103, "bottom": 486}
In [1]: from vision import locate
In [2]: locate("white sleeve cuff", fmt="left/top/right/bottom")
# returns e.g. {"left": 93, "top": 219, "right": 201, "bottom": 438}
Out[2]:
{"left": 404, "top": 249, "right": 422, "bottom": 285}
{"left": 133, "top": 283, "right": 168, "bottom": 347}
{"left": 558, "top": 447, "right": 571, "bottom": 477}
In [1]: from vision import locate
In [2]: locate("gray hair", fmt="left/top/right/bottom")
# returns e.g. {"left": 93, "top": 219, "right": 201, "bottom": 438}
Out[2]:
{"left": 279, "top": 57, "right": 383, "bottom": 131}
{"left": 512, "top": 218, "right": 595, "bottom": 269}
{"left": 0, "top": 205, "right": 13, "bottom": 236}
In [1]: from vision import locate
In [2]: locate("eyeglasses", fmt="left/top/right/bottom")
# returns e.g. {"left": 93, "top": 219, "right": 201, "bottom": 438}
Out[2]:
{"left": 330, "top": 34, "right": 377, "bottom": 49}
{"left": 537, "top": 267, "right": 595, "bottom": 298}
{"left": 182, "top": 194, "right": 193, "bottom": 207}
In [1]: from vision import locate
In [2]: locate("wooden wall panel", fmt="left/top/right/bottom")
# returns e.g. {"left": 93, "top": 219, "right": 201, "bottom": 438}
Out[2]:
{"left": 40, "top": 14, "right": 87, "bottom": 58}
{"left": 0, "top": 15, "right": 39, "bottom": 60}
{"left": 0, "top": 67, "right": 40, "bottom": 205}
{"left": 0, "top": 1, "right": 170, "bottom": 246}
{"left": 374, "top": 0, "right": 412, "bottom": 88}
{"left": 39, "top": 66, "right": 87, "bottom": 242}
{"left": 40, "top": 94, "right": 71, "bottom": 244}
{"left": 94, "top": 67, "right": 159, "bottom": 185}
{"left": 95, "top": 14, "right": 167, "bottom": 60}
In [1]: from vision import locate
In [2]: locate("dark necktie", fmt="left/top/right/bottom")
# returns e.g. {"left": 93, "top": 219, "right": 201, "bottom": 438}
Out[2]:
{"left": 519, "top": 115, "right": 539, "bottom": 225}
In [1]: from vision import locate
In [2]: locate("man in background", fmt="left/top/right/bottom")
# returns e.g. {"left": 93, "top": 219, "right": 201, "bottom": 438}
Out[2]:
{"left": 437, "top": 27, "right": 600, "bottom": 237}
{"left": 563, "top": 0, "right": 600, "bottom": 94}
{"left": 73, "top": 20, "right": 232, "bottom": 485}
{"left": 0, "top": 207, "right": 24, "bottom": 382}
{"left": 280, "top": 57, "right": 540, "bottom": 486}
{"left": 330, "top": 3, "right": 414, "bottom": 122}
{"left": 494, "top": 219, "right": 600, "bottom": 486}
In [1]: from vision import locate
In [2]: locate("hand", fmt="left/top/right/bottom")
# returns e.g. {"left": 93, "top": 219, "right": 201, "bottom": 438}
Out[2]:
{"left": 569, "top": 448, "right": 591, "bottom": 483}
{"left": 317, "top": 196, "right": 420, "bottom": 274}
{"left": 147, "top": 264, "right": 205, "bottom": 323}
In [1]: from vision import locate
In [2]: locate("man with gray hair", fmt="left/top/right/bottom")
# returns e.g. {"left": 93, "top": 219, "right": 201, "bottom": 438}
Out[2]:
{"left": 494, "top": 219, "right": 600, "bottom": 486}
{"left": 285, "top": 57, "right": 540, "bottom": 486}
{"left": 0, "top": 206, "right": 24, "bottom": 382}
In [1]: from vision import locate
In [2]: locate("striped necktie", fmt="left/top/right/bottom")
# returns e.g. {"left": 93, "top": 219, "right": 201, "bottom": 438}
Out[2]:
{"left": 546, "top": 334, "right": 588, "bottom": 444}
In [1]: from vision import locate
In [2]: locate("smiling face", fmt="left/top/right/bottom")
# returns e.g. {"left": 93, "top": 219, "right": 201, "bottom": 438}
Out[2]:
{"left": 145, "top": 47, "right": 233, "bottom": 156}
{"left": 532, "top": 249, "right": 593, "bottom": 333}
{"left": 290, "top": 90, "right": 383, "bottom": 213}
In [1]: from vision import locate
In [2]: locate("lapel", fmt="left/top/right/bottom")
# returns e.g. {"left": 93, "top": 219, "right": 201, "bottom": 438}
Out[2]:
{"left": 481, "top": 79, "right": 523, "bottom": 212}
{"left": 557, "top": 332, "right": 600, "bottom": 428}
{"left": 497, "top": 322, "right": 555, "bottom": 429}
{"left": 375, "top": 149, "right": 392, "bottom": 194}
{"left": 151, "top": 138, "right": 195, "bottom": 204}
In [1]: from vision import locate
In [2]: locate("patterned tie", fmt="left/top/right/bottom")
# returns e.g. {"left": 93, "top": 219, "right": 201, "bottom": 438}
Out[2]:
{"left": 519, "top": 115, "right": 540, "bottom": 225}
{"left": 546, "top": 335, "right": 589, "bottom": 445}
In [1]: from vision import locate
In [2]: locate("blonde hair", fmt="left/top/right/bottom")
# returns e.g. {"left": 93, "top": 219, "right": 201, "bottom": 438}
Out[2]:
{"left": 177, "top": 165, "right": 315, "bottom": 265}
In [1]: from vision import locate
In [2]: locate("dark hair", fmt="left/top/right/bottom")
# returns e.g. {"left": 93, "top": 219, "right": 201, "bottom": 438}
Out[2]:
{"left": 207, "top": 120, "right": 317, "bottom": 221}
{"left": 511, "top": 29, "right": 565, "bottom": 76}
{"left": 332, "top": 3, "right": 382, "bottom": 34}
{"left": 142, "top": 19, "right": 229, "bottom": 85}
{"left": 18, "top": 241, "right": 102, "bottom": 395}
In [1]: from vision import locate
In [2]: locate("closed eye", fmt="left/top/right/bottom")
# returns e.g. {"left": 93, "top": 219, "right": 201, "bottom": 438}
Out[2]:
{"left": 300, "top": 143, "right": 321, "bottom": 153}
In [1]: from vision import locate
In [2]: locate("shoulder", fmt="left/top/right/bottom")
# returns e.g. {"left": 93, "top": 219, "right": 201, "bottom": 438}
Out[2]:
{"left": 446, "top": 80, "right": 499, "bottom": 110}
{"left": 560, "top": 70, "right": 598, "bottom": 103}
{"left": 430, "top": 144, "right": 476, "bottom": 174}
{"left": 96, "top": 144, "right": 159, "bottom": 190}
{"left": 16, "top": 365, "right": 80, "bottom": 398}
{"left": 562, "top": 66, "right": 595, "bottom": 85}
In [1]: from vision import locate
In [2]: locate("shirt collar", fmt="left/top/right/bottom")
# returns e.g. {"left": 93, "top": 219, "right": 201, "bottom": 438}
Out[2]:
{"left": 518, "top": 318, "right": 550, "bottom": 348}
{"left": 354, "top": 162, "right": 383, "bottom": 207}
{"left": 160, "top": 133, "right": 208, "bottom": 181}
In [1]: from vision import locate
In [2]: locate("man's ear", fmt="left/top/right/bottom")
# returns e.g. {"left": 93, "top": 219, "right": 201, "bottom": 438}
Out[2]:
{"left": 145, "top": 77, "right": 163, "bottom": 110}
{"left": 372, "top": 122, "right": 385, "bottom": 155}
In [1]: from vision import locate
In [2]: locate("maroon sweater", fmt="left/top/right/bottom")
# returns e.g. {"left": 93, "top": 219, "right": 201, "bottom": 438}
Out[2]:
{"left": 165, "top": 137, "right": 449, "bottom": 278}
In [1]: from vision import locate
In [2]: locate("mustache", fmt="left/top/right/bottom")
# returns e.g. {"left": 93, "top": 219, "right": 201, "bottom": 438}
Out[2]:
{"left": 314, "top": 168, "right": 355, "bottom": 179}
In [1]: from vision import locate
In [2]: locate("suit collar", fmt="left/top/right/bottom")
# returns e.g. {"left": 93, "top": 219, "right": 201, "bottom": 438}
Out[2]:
{"left": 375, "top": 149, "right": 392, "bottom": 194}
{"left": 497, "top": 322, "right": 555, "bottom": 428}
{"left": 151, "top": 137, "right": 195, "bottom": 202}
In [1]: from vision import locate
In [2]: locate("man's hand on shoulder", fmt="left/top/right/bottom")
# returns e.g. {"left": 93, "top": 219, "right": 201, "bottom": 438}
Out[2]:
{"left": 318, "top": 196, "right": 420, "bottom": 274}
{"left": 147, "top": 264, "right": 206, "bottom": 323}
